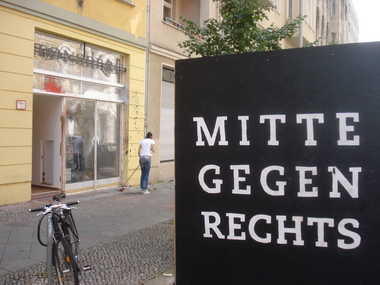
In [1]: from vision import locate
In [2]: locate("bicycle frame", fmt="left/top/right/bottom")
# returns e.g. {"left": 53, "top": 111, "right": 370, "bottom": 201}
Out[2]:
{"left": 47, "top": 213, "right": 53, "bottom": 285}
{"left": 30, "top": 194, "right": 87, "bottom": 285}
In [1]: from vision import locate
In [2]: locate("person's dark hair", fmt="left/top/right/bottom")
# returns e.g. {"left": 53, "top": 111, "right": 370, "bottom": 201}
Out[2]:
{"left": 146, "top": 132, "right": 153, "bottom": 138}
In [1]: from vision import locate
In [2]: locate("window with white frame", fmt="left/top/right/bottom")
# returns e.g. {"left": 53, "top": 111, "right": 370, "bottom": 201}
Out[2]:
{"left": 164, "top": 0, "right": 174, "bottom": 21}
{"left": 163, "top": 0, "right": 203, "bottom": 26}
{"left": 287, "top": 0, "right": 293, "bottom": 19}
{"left": 274, "top": 0, "right": 280, "bottom": 13}
{"left": 160, "top": 67, "right": 175, "bottom": 162}
{"left": 331, "top": 0, "right": 336, "bottom": 16}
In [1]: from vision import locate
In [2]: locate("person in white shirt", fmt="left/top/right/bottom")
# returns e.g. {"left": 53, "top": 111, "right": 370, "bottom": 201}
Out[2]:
{"left": 138, "top": 132, "right": 155, "bottom": 194}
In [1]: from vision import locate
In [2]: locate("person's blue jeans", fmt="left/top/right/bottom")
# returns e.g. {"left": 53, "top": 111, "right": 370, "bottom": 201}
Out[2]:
{"left": 139, "top": 156, "right": 151, "bottom": 190}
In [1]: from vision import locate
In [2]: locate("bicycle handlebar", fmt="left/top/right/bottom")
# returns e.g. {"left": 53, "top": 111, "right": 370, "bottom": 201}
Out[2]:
{"left": 29, "top": 201, "right": 79, "bottom": 213}
{"left": 29, "top": 206, "right": 46, "bottom": 212}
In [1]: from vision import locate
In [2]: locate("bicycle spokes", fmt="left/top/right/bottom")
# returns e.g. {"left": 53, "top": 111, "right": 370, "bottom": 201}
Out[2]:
{"left": 54, "top": 237, "right": 79, "bottom": 284}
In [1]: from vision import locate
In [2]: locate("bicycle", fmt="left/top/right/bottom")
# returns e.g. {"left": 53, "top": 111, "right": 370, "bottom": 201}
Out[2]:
{"left": 30, "top": 193, "right": 90, "bottom": 285}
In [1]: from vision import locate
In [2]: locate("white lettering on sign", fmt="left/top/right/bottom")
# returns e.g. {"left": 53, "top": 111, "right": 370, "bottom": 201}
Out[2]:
{"left": 296, "top": 166, "right": 318, "bottom": 197}
{"left": 230, "top": 165, "right": 251, "bottom": 195}
{"left": 277, "top": 215, "right": 305, "bottom": 246}
{"left": 193, "top": 117, "right": 228, "bottom": 146}
{"left": 193, "top": 112, "right": 364, "bottom": 251}
{"left": 201, "top": 211, "right": 361, "bottom": 249}
{"left": 336, "top": 113, "right": 360, "bottom": 146}
{"left": 296, "top": 113, "right": 324, "bottom": 146}
{"left": 328, "top": 167, "right": 361, "bottom": 198}
{"left": 238, "top": 116, "right": 250, "bottom": 146}
{"left": 198, "top": 165, "right": 222, "bottom": 194}
{"left": 261, "top": 166, "right": 286, "bottom": 196}
{"left": 260, "top": 114, "right": 286, "bottom": 146}
{"left": 198, "top": 164, "right": 362, "bottom": 198}
{"left": 193, "top": 113, "right": 360, "bottom": 146}
{"left": 249, "top": 214, "right": 272, "bottom": 243}
{"left": 307, "top": 217, "right": 335, "bottom": 247}
{"left": 201, "top": 211, "right": 225, "bottom": 239}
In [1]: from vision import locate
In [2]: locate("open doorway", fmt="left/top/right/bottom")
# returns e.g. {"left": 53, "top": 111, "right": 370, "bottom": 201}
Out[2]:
{"left": 32, "top": 94, "right": 62, "bottom": 198}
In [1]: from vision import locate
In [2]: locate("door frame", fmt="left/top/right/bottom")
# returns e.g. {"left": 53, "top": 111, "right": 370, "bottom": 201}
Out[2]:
{"left": 63, "top": 98, "right": 122, "bottom": 192}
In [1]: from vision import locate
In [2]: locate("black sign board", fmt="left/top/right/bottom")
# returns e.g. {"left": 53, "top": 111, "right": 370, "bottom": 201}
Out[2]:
{"left": 175, "top": 42, "right": 380, "bottom": 285}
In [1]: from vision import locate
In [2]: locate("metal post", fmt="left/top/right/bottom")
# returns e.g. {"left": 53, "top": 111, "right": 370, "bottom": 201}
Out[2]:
{"left": 47, "top": 214, "right": 53, "bottom": 285}
{"left": 298, "top": 0, "right": 304, "bottom": 47}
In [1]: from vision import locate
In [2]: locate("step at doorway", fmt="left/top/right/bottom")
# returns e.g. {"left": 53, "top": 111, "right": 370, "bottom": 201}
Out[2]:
{"left": 31, "top": 185, "right": 60, "bottom": 200}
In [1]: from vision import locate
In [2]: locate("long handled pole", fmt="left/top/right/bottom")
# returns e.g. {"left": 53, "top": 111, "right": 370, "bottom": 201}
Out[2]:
{"left": 120, "top": 164, "right": 140, "bottom": 191}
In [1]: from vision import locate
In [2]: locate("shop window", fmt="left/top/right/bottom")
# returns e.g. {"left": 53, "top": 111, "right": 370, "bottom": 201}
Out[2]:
{"left": 33, "top": 32, "right": 126, "bottom": 102}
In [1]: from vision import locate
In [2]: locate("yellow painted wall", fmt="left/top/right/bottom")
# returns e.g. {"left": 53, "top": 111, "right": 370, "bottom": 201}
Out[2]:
{"left": 123, "top": 89, "right": 145, "bottom": 187}
{"left": 0, "top": 5, "right": 146, "bottom": 205}
{"left": 39, "top": 0, "right": 146, "bottom": 38}
{"left": 0, "top": 6, "right": 34, "bottom": 205}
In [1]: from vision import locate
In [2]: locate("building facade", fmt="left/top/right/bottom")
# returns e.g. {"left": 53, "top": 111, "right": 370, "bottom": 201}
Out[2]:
{"left": 145, "top": 0, "right": 220, "bottom": 183}
{"left": 145, "top": 0, "right": 359, "bottom": 184}
{"left": 0, "top": 0, "right": 359, "bottom": 205}
{"left": 0, "top": 0, "right": 147, "bottom": 206}
{"left": 262, "top": 0, "right": 358, "bottom": 48}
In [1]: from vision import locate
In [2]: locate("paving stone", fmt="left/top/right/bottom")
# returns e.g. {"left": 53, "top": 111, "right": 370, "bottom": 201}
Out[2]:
{"left": 0, "top": 181, "right": 175, "bottom": 285}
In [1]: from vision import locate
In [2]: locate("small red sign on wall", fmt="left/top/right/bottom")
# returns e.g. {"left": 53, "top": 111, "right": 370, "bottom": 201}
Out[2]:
{"left": 16, "top": 100, "right": 26, "bottom": 110}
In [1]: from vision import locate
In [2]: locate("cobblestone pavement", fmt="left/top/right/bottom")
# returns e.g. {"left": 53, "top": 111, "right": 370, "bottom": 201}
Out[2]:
{"left": 0, "top": 181, "right": 175, "bottom": 285}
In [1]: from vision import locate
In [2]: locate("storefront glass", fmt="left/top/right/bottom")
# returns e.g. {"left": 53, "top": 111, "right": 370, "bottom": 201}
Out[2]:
{"left": 33, "top": 32, "right": 126, "bottom": 102}
{"left": 65, "top": 98, "right": 120, "bottom": 184}
{"left": 33, "top": 32, "right": 125, "bottom": 191}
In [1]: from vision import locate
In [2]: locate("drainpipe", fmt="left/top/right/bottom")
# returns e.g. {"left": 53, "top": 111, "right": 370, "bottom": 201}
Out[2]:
{"left": 145, "top": 0, "right": 151, "bottom": 134}
{"left": 298, "top": 0, "right": 304, "bottom": 47}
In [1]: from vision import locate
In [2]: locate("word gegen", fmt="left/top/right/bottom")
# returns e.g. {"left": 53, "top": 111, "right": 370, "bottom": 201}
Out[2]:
{"left": 198, "top": 164, "right": 362, "bottom": 198}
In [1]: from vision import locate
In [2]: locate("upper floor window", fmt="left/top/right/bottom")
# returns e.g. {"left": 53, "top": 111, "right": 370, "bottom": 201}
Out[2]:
{"left": 163, "top": 0, "right": 202, "bottom": 27}
{"left": 287, "top": 0, "right": 293, "bottom": 19}
{"left": 274, "top": 0, "right": 280, "bottom": 13}
{"left": 164, "top": 0, "right": 174, "bottom": 20}
{"left": 331, "top": 0, "right": 336, "bottom": 16}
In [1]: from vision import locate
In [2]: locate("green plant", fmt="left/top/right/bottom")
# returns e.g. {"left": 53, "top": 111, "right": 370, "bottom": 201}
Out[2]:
{"left": 178, "top": 0, "right": 305, "bottom": 57}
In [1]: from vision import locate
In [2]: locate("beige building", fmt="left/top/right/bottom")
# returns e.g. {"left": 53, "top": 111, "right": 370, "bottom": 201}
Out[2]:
{"left": 0, "top": 0, "right": 147, "bottom": 206}
{"left": 263, "top": 0, "right": 358, "bottom": 47}
{"left": 0, "top": 0, "right": 359, "bottom": 205}
{"left": 145, "top": 0, "right": 220, "bottom": 183}
{"left": 146, "top": 0, "right": 359, "bottom": 183}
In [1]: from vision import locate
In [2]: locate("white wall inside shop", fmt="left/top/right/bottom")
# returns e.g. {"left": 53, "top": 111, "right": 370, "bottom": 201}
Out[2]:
{"left": 32, "top": 95, "right": 62, "bottom": 190}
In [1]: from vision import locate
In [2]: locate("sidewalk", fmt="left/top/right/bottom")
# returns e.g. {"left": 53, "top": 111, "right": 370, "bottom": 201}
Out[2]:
{"left": 0, "top": 180, "right": 175, "bottom": 284}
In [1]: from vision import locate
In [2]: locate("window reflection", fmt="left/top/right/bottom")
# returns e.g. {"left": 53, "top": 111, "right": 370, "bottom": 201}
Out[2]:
{"left": 65, "top": 99, "right": 120, "bottom": 184}
{"left": 66, "top": 99, "right": 95, "bottom": 183}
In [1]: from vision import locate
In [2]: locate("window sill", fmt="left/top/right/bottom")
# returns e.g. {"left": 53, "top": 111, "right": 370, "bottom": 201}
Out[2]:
{"left": 163, "top": 17, "right": 184, "bottom": 31}
{"left": 117, "top": 0, "right": 135, "bottom": 7}
{"left": 162, "top": 17, "right": 203, "bottom": 40}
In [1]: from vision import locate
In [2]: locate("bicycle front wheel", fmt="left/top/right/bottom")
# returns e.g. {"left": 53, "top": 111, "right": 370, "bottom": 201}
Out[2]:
{"left": 63, "top": 213, "right": 82, "bottom": 272}
{"left": 54, "top": 236, "right": 79, "bottom": 285}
